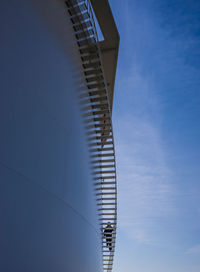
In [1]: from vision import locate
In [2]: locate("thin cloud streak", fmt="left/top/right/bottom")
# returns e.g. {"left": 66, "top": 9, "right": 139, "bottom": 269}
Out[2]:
{"left": 115, "top": 116, "right": 174, "bottom": 244}
{"left": 111, "top": 1, "right": 200, "bottom": 271}
{"left": 114, "top": 68, "right": 174, "bottom": 244}
{"left": 186, "top": 244, "right": 200, "bottom": 255}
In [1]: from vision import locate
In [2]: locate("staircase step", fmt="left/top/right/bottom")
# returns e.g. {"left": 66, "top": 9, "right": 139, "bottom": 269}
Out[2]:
{"left": 89, "top": 141, "right": 113, "bottom": 147}
{"left": 98, "top": 203, "right": 116, "bottom": 206}
{"left": 86, "top": 129, "right": 112, "bottom": 136}
{"left": 98, "top": 207, "right": 117, "bottom": 211}
{"left": 82, "top": 53, "right": 99, "bottom": 62}
{"left": 92, "top": 164, "right": 114, "bottom": 169}
{"left": 73, "top": 20, "right": 92, "bottom": 32}
{"left": 71, "top": 12, "right": 90, "bottom": 24}
{"left": 91, "top": 153, "right": 114, "bottom": 159}
{"left": 90, "top": 140, "right": 111, "bottom": 146}
{"left": 99, "top": 217, "right": 115, "bottom": 220}
{"left": 68, "top": 3, "right": 87, "bottom": 16}
{"left": 96, "top": 192, "right": 116, "bottom": 195}
{"left": 83, "top": 108, "right": 109, "bottom": 116}
{"left": 76, "top": 29, "right": 94, "bottom": 40}
{"left": 79, "top": 45, "right": 98, "bottom": 55}
{"left": 92, "top": 159, "right": 115, "bottom": 164}
{"left": 85, "top": 74, "right": 103, "bottom": 82}
{"left": 87, "top": 82, "right": 105, "bottom": 89}
{"left": 65, "top": 0, "right": 84, "bottom": 8}
{"left": 98, "top": 199, "right": 117, "bottom": 202}
{"left": 86, "top": 123, "right": 111, "bottom": 130}
{"left": 81, "top": 97, "right": 108, "bottom": 106}
{"left": 82, "top": 60, "right": 101, "bottom": 69}
{"left": 84, "top": 68, "right": 102, "bottom": 76}
{"left": 88, "top": 134, "right": 112, "bottom": 140}
{"left": 86, "top": 117, "right": 110, "bottom": 124}
{"left": 90, "top": 147, "right": 114, "bottom": 153}
{"left": 93, "top": 170, "right": 115, "bottom": 174}
{"left": 80, "top": 89, "right": 106, "bottom": 99}
{"left": 78, "top": 37, "right": 96, "bottom": 47}
{"left": 81, "top": 101, "right": 108, "bottom": 109}
{"left": 95, "top": 182, "right": 116, "bottom": 187}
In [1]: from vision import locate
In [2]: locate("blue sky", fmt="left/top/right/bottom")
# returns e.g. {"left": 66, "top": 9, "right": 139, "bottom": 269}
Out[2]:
{"left": 109, "top": 0, "right": 200, "bottom": 271}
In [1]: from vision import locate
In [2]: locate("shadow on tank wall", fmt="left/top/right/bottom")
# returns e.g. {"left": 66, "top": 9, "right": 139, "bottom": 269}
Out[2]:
{"left": 0, "top": 1, "right": 101, "bottom": 271}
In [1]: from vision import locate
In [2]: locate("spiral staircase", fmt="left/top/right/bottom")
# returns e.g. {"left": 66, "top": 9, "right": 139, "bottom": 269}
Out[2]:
{"left": 66, "top": 1, "right": 118, "bottom": 271}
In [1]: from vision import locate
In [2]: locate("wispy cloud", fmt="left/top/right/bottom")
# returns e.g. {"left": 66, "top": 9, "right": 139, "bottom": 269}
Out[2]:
{"left": 114, "top": 68, "right": 174, "bottom": 244}
{"left": 115, "top": 116, "right": 173, "bottom": 244}
{"left": 111, "top": 1, "right": 200, "bottom": 271}
{"left": 112, "top": 0, "right": 200, "bottom": 248}
{"left": 186, "top": 244, "right": 200, "bottom": 255}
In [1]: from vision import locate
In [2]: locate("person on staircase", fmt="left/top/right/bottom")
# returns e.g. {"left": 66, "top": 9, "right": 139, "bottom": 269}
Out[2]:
{"left": 104, "top": 222, "right": 113, "bottom": 251}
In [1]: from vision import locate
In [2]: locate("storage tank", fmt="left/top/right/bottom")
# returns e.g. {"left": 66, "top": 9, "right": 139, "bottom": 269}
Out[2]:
{"left": 0, "top": 1, "right": 119, "bottom": 272}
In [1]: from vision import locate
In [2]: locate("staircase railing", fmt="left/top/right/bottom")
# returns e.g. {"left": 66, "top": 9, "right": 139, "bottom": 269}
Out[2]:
{"left": 65, "top": 1, "right": 117, "bottom": 271}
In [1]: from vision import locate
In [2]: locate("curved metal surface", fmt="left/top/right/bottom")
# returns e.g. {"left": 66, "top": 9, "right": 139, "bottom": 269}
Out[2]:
{"left": 66, "top": 1, "right": 118, "bottom": 271}
{"left": 0, "top": 1, "right": 102, "bottom": 271}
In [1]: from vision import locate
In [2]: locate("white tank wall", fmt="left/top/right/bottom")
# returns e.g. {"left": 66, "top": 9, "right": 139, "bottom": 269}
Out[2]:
{"left": 0, "top": 1, "right": 101, "bottom": 271}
